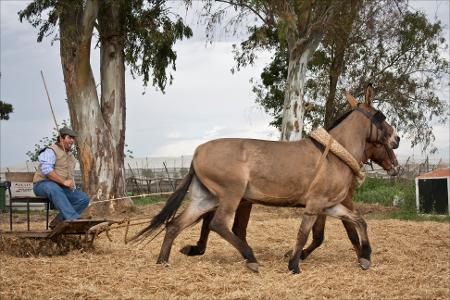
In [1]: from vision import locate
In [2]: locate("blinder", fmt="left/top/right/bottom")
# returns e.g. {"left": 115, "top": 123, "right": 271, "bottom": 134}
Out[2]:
{"left": 372, "top": 111, "right": 386, "bottom": 126}
{"left": 354, "top": 106, "right": 388, "bottom": 143}
{"left": 355, "top": 106, "right": 385, "bottom": 130}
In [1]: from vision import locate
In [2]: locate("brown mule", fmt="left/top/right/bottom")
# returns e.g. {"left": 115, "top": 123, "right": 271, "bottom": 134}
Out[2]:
{"left": 180, "top": 142, "right": 399, "bottom": 271}
{"left": 131, "top": 84, "right": 400, "bottom": 274}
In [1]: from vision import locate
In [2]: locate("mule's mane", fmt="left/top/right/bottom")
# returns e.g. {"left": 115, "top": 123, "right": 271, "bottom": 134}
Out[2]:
{"left": 327, "top": 109, "right": 354, "bottom": 131}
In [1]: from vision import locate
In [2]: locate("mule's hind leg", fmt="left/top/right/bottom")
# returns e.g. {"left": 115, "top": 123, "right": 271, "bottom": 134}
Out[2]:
{"left": 179, "top": 211, "right": 214, "bottom": 256}
{"left": 209, "top": 198, "right": 259, "bottom": 273}
{"left": 157, "top": 177, "right": 218, "bottom": 264}
{"left": 324, "top": 204, "right": 371, "bottom": 270}
{"left": 180, "top": 200, "right": 253, "bottom": 256}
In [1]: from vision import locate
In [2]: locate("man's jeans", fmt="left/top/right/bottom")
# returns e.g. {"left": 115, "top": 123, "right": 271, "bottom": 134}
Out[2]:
{"left": 33, "top": 180, "right": 89, "bottom": 220}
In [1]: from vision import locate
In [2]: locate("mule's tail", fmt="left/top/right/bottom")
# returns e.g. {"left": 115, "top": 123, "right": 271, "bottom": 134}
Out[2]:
{"left": 129, "top": 164, "right": 195, "bottom": 244}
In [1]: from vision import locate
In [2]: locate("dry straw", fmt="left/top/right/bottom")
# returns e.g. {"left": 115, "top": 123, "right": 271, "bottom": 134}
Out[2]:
{"left": 1, "top": 203, "right": 449, "bottom": 299}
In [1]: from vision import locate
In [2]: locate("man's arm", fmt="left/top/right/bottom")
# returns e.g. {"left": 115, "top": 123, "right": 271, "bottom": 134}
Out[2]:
{"left": 47, "top": 170, "right": 74, "bottom": 188}
{"left": 38, "top": 148, "right": 74, "bottom": 188}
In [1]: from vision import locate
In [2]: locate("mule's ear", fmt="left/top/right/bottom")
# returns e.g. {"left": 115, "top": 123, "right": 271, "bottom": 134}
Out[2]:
{"left": 365, "top": 83, "right": 374, "bottom": 106}
{"left": 344, "top": 90, "right": 359, "bottom": 108}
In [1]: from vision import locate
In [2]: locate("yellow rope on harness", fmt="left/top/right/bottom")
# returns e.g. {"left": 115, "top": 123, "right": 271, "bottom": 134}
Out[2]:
{"left": 309, "top": 127, "right": 365, "bottom": 185}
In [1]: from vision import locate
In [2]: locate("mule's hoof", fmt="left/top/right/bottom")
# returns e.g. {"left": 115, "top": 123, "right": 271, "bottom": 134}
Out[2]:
{"left": 179, "top": 245, "right": 191, "bottom": 255}
{"left": 359, "top": 258, "right": 371, "bottom": 270}
{"left": 158, "top": 262, "right": 170, "bottom": 268}
{"left": 246, "top": 262, "right": 260, "bottom": 273}
{"left": 288, "top": 261, "right": 301, "bottom": 274}
{"left": 156, "top": 260, "right": 170, "bottom": 267}
{"left": 180, "top": 245, "right": 205, "bottom": 256}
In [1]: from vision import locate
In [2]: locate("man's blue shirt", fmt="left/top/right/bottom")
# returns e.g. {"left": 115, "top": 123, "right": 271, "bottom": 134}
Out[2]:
{"left": 38, "top": 148, "right": 56, "bottom": 175}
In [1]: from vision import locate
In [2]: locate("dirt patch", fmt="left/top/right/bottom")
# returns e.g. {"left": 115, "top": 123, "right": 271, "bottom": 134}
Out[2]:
{"left": 1, "top": 204, "right": 449, "bottom": 299}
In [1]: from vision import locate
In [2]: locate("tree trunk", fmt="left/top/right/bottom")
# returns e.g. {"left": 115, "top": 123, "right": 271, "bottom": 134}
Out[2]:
{"left": 59, "top": 0, "right": 132, "bottom": 216}
{"left": 279, "top": 3, "right": 333, "bottom": 141}
{"left": 96, "top": 0, "right": 130, "bottom": 213}
{"left": 280, "top": 31, "right": 322, "bottom": 141}
{"left": 280, "top": 49, "right": 310, "bottom": 141}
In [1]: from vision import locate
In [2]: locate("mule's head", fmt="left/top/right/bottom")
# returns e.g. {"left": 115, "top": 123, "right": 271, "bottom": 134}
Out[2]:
{"left": 364, "top": 143, "right": 399, "bottom": 176}
{"left": 345, "top": 84, "right": 400, "bottom": 149}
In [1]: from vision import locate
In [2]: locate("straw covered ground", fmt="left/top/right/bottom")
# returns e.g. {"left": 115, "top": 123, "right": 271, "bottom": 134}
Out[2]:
{"left": 1, "top": 203, "right": 449, "bottom": 299}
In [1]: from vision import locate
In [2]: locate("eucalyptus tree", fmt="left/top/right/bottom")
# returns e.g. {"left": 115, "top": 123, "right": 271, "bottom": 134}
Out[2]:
{"left": 19, "top": 0, "right": 192, "bottom": 213}
{"left": 204, "top": 0, "right": 344, "bottom": 141}
{"left": 252, "top": 0, "right": 448, "bottom": 152}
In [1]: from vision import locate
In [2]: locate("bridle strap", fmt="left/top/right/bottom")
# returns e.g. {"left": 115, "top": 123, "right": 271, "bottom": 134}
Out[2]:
{"left": 384, "top": 144, "right": 398, "bottom": 166}
{"left": 354, "top": 106, "right": 384, "bottom": 142}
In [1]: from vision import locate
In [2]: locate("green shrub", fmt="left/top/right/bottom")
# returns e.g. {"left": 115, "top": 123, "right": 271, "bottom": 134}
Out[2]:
{"left": 355, "top": 177, "right": 449, "bottom": 222}
{"left": 132, "top": 195, "right": 168, "bottom": 206}
{"left": 354, "top": 177, "right": 415, "bottom": 206}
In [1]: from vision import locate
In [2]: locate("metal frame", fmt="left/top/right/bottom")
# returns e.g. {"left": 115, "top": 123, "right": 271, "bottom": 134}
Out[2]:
{"left": 5, "top": 181, "right": 50, "bottom": 230}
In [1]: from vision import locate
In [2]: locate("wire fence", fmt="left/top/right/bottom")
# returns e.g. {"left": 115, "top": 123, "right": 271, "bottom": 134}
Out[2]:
{"left": 1, "top": 155, "right": 447, "bottom": 196}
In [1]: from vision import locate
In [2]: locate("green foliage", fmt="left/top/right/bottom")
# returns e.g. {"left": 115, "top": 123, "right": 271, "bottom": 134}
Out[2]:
{"left": 26, "top": 134, "right": 57, "bottom": 162}
{"left": 18, "top": 0, "right": 193, "bottom": 92}
{"left": 235, "top": 0, "right": 449, "bottom": 150}
{"left": 0, "top": 101, "right": 14, "bottom": 120}
{"left": 25, "top": 120, "right": 70, "bottom": 162}
{"left": 355, "top": 177, "right": 450, "bottom": 222}
{"left": 123, "top": 1, "right": 193, "bottom": 91}
{"left": 354, "top": 177, "right": 415, "bottom": 206}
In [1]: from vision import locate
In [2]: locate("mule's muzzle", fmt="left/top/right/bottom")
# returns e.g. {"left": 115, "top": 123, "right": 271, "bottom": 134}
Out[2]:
{"left": 394, "top": 136, "right": 400, "bottom": 148}
{"left": 387, "top": 166, "right": 399, "bottom": 176}
{"left": 387, "top": 134, "right": 400, "bottom": 149}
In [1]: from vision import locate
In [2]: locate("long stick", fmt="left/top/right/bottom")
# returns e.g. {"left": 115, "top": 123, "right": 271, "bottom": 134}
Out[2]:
{"left": 40, "top": 70, "right": 59, "bottom": 129}
{"left": 163, "top": 161, "right": 175, "bottom": 191}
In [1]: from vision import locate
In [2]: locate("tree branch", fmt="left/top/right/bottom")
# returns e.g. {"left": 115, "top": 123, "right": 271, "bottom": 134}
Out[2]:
{"left": 215, "top": 0, "right": 269, "bottom": 25}
{"left": 80, "top": 0, "right": 100, "bottom": 46}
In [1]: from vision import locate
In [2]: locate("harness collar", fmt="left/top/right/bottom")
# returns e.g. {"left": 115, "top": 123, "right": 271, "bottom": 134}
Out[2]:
{"left": 309, "top": 128, "right": 365, "bottom": 185}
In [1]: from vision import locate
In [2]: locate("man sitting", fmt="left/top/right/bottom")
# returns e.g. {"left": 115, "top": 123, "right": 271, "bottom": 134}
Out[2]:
{"left": 33, "top": 127, "right": 90, "bottom": 228}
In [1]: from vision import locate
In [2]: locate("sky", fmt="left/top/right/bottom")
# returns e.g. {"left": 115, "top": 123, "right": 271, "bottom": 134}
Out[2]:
{"left": 0, "top": 0, "right": 449, "bottom": 170}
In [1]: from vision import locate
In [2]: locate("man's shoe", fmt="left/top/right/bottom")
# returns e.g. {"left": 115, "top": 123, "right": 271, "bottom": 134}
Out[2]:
{"left": 49, "top": 217, "right": 63, "bottom": 229}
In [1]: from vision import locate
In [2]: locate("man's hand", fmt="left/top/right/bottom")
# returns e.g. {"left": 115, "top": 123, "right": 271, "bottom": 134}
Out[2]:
{"left": 47, "top": 171, "right": 74, "bottom": 188}
{"left": 62, "top": 179, "right": 75, "bottom": 189}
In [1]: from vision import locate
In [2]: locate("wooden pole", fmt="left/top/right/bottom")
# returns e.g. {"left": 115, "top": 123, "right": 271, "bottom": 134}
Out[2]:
{"left": 40, "top": 70, "right": 59, "bottom": 130}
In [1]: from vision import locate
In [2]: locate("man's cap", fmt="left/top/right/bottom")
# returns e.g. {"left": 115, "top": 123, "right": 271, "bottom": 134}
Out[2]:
{"left": 59, "top": 126, "right": 78, "bottom": 137}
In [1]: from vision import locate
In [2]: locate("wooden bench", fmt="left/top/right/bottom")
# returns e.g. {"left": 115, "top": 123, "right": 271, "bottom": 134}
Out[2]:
{"left": 5, "top": 172, "right": 51, "bottom": 231}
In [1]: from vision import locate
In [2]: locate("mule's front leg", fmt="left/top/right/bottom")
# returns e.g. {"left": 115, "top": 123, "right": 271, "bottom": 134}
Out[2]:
{"left": 288, "top": 213, "right": 318, "bottom": 274}
{"left": 324, "top": 204, "right": 372, "bottom": 270}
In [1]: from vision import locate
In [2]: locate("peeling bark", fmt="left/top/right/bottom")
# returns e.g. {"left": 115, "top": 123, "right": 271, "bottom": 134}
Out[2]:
{"left": 279, "top": 4, "right": 334, "bottom": 141}
{"left": 59, "top": 1, "right": 132, "bottom": 215}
